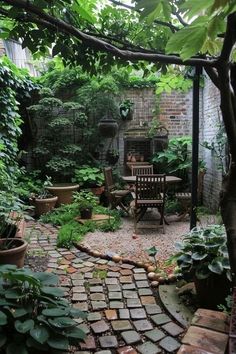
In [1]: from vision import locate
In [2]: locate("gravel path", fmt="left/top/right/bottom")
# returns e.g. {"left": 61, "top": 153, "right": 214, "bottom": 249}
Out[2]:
{"left": 81, "top": 212, "right": 189, "bottom": 264}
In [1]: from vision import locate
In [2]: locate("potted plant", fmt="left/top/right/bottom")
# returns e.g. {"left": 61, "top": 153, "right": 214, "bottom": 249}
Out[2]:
{"left": 106, "top": 149, "right": 120, "bottom": 165}
{"left": 119, "top": 99, "right": 134, "bottom": 120}
{"left": 73, "top": 166, "right": 104, "bottom": 195}
{"left": 173, "top": 224, "right": 232, "bottom": 309}
{"left": 0, "top": 192, "right": 28, "bottom": 267}
{"left": 30, "top": 176, "right": 58, "bottom": 217}
{"left": 73, "top": 190, "right": 98, "bottom": 219}
{"left": 0, "top": 264, "right": 86, "bottom": 353}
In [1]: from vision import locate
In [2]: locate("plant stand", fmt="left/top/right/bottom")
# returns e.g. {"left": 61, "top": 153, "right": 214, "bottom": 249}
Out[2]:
{"left": 75, "top": 214, "right": 114, "bottom": 225}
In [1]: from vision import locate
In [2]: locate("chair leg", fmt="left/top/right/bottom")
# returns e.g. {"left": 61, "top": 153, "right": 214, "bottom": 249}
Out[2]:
{"left": 158, "top": 206, "right": 165, "bottom": 234}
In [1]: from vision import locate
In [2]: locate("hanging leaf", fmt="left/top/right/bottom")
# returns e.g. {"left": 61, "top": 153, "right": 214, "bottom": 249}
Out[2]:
{"left": 47, "top": 336, "right": 69, "bottom": 350}
{"left": 15, "top": 319, "right": 34, "bottom": 334}
{"left": 0, "top": 311, "right": 7, "bottom": 325}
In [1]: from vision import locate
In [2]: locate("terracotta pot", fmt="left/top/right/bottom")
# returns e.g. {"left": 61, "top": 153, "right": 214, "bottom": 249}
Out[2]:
{"left": 194, "top": 273, "right": 231, "bottom": 310}
{"left": 0, "top": 238, "right": 28, "bottom": 268}
{"left": 46, "top": 184, "right": 79, "bottom": 206}
{"left": 98, "top": 119, "right": 118, "bottom": 138}
{"left": 30, "top": 196, "right": 58, "bottom": 217}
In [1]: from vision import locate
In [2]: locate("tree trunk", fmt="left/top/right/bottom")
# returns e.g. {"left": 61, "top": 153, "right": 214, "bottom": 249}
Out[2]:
{"left": 220, "top": 162, "right": 236, "bottom": 283}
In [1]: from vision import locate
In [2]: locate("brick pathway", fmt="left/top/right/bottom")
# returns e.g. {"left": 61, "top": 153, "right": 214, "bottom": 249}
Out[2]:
{"left": 26, "top": 221, "right": 184, "bottom": 353}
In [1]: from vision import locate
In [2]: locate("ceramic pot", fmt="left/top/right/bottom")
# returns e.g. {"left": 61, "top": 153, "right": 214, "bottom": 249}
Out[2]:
{"left": 46, "top": 184, "right": 79, "bottom": 206}
{"left": 30, "top": 196, "right": 58, "bottom": 217}
{"left": 194, "top": 273, "right": 231, "bottom": 309}
{"left": 98, "top": 119, "right": 118, "bottom": 138}
{"left": 0, "top": 238, "right": 28, "bottom": 268}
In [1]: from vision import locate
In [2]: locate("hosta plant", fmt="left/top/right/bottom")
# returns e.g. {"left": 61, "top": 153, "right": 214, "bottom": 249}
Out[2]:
{"left": 0, "top": 265, "right": 86, "bottom": 353}
{"left": 173, "top": 224, "right": 231, "bottom": 281}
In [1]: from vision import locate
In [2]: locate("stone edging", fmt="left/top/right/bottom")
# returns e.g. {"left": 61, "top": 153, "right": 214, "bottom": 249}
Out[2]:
{"left": 74, "top": 242, "right": 179, "bottom": 286}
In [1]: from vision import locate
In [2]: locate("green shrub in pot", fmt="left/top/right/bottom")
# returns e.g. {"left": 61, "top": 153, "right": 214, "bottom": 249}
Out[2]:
{"left": 0, "top": 264, "right": 86, "bottom": 353}
{"left": 172, "top": 224, "right": 232, "bottom": 308}
{"left": 73, "top": 190, "right": 98, "bottom": 219}
{"left": 73, "top": 166, "right": 104, "bottom": 188}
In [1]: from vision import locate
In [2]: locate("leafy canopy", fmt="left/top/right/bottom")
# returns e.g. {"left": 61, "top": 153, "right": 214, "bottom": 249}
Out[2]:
{"left": 0, "top": 0, "right": 235, "bottom": 72}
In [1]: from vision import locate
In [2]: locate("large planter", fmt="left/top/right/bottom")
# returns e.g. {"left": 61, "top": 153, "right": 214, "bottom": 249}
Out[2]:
{"left": 46, "top": 183, "right": 79, "bottom": 206}
{"left": 0, "top": 238, "right": 28, "bottom": 268}
{"left": 30, "top": 196, "right": 58, "bottom": 217}
{"left": 194, "top": 273, "right": 231, "bottom": 310}
{"left": 98, "top": 118, "right": 118, "bottom": 138}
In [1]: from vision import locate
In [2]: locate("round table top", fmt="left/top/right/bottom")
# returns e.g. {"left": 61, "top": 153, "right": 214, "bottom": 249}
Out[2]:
{"left": 122, "top": 175, "right": 182, "bottom": 184}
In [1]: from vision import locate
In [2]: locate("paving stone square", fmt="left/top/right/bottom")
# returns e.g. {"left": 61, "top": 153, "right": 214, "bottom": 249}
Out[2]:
{"left": 151, "top": 314, "right": 171, "bottom": 325}
{"left": 91, "top": 320, "right": 109, "bottom": 334}
{"left": 90, "top": 293, "right": 106, "bottom": 301}
{"left": 119, "top": 309, "right": 130, "bottom": 319}
{"left": 105, "top": 309, "right": 118, "bottom": 320}
{"left": 145, "top": 329, "right": 166, "bottom": 342}
{"left": 112, "top": 320, "right": 133, "bottom": 331}
{"left": 140, "top": 295, "right": 156, "bottom": 305}
{"left": 105, "top": 278, "right": 118, "bottom": 285}
{"left": 108, "top": 292, "right": 122, "bottom": 300}
{"left": 90, "top": 286, "right": 104, "bottom": 292}
{"left": 123, "top": 290, "right": 138, "bottom": 299}
{"left": 87, "top": 312, "right": 102, "bottom": 322}
{"left": 130, "top": 308, "right": 147, "bottom": 319}
{"left": 136, "top": 281, "right": 149, "bottom": 288}
{"left": 134, "top": 273, "right": 147, "bottom": 281}
{"left": 107, "top": 284, "right": 121, "bottom": 292}
{"left": 121, "top": 330, "right": 141, "bottom": 345}
{"left": 145, "top": 304, "right": 162, "bottom": 315}
{"left": 120, "top": 276, "right": 133, "bottom": 284}
{"left": 138, "top": 288, "right": 153, "bottom": 296}
{"left": 137, "top": 341, "right": 161, "bottom": 354}
{"left": 127, "top": 299, "right": 142, "bottom": 308}
{"left": 117, "top": 346, "right": 138, "bottom": 354}
{"left": 99, "top": 335, "right": 118, "bottom": 348}
{"left": 162, "top": 322, "right": 184, "bottom": 336}
{"left": 91, "top": 301, "right": 107, "bottom": 310}
{"left": 133, "top": 319, "right": 153, "bottom": 331}
{"left": 159, "top": 336, "right": 181, "bottom": 352}
{"left": 109, "top": 301, "right": 124, "bottom": 309}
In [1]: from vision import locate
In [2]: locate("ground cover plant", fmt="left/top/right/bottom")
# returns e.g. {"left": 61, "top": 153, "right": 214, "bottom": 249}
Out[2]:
{"left": 40, "top": 199, "right": 121, "bottom": 249}
{"left": 0, "top": 264, "right": 86, "bottom": 353}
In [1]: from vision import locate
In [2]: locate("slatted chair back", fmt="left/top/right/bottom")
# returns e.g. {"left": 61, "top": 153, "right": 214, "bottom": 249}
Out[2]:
{"left": 131, "top": 165, "right": 154, "bottom": 176}
{"left": 104, "top": 167, "right": 116, "bottom": 192}
{"left": 135, "top": 174, "right": 166, "bottom": 207}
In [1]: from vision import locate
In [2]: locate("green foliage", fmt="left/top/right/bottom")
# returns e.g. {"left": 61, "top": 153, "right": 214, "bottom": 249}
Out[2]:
{"left": 119, "top": 99, "right": 134, "bottom": 119}
{"left": 152, "top": 137, "right": 192, "bottom": 177}
{"left": 202, "top": 122, "right": 228, "bottom": 175}
{"left": 40, "top": 201, "right": 121, "bottom": 249}
{"left": 73, "top": 190, "right": 98, "bottom": 209}
{"left": 15, "top": 169, "right": 43, "bottom": 202}
{"left": 0, "top": 265, "right": 86, "bottom": 353}
{"left": 172, "top": 225, "right": 231, "bottom": 281}
{"left": 0, "top": 56, "right": 37, "bottom": 193}
{"left": 28, "top": 90, "right": 88, "bottom": 181}
{"left": 155, "top": 73, "right": 192, "bottom": 95}
{"left": 57, "top": 221, "right": 91, "bottom": 248}
{"left": 73, "top": 166, "right": 104, "bottom": 188}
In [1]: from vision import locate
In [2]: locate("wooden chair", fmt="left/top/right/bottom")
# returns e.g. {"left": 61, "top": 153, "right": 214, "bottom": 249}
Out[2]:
{"left": 131, "top": 164, "right": 154, "bottom": 176}
{"left": 132, "top": 174, "right": 166, "bottom": 233}
{"left": 103, "top": 167, "right": 131, "bottom": 214}
{"left": 175, "top": 170, "right": 205, "bottom": 221}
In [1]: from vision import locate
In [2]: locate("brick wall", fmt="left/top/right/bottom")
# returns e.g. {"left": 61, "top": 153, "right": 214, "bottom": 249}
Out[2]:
{"left": 200, "top": 75, "right": 222, "bottom": 212}
{"left": 0, "top": 39, "right": 6, "bottom": 56}
{"left": 117, "top": 87, "right": 192, "bottom": 169}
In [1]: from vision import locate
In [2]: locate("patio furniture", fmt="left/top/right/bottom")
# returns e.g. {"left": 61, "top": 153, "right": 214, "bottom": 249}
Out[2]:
{"left": 175, "top": 170, "right": 205, "bottom": 221}
{"left": 131, "top": 164, "right": 154, "bottom": 176}
{"left": 122, "top": 175, "right": 181, "bottom": 185}
{"left": 132, "top": 174, "right": 166, "bottom": 233}
{"left": 103, "top": 167, "right": 131, "bottom": 214}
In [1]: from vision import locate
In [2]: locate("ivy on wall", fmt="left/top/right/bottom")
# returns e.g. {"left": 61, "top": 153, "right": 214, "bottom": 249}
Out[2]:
{"left": 0, "top": 56, "right": 37, "bottom": 194}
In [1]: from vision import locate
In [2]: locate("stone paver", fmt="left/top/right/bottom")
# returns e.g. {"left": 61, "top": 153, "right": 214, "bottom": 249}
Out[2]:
{"left": 121, "top": 330, "right": 141, "bottom": 345}
{"left": 25, "top": 221, "right": 182, "bottom": 354}
{"left": 137, "top": 341, "right": 161, "bottom": 354}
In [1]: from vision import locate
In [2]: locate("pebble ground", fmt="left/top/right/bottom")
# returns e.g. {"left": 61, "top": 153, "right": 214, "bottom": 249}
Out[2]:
{"left": 25, "top": 220, "right": 186, "bottom": 353}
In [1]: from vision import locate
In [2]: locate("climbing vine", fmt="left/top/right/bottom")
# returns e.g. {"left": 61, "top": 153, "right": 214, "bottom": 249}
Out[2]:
{"left": 0, "top": 56, "right": 37, "bottom": 195}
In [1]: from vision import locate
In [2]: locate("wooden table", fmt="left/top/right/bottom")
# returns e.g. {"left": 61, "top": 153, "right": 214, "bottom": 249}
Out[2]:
{"left": 122, "top": 175, "right": 182, "bottom": 184}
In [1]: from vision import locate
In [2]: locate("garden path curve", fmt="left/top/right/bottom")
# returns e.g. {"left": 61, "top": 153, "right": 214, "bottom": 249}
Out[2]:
{"left": 25, "top": 221, "right": 185, "bottom": 353}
